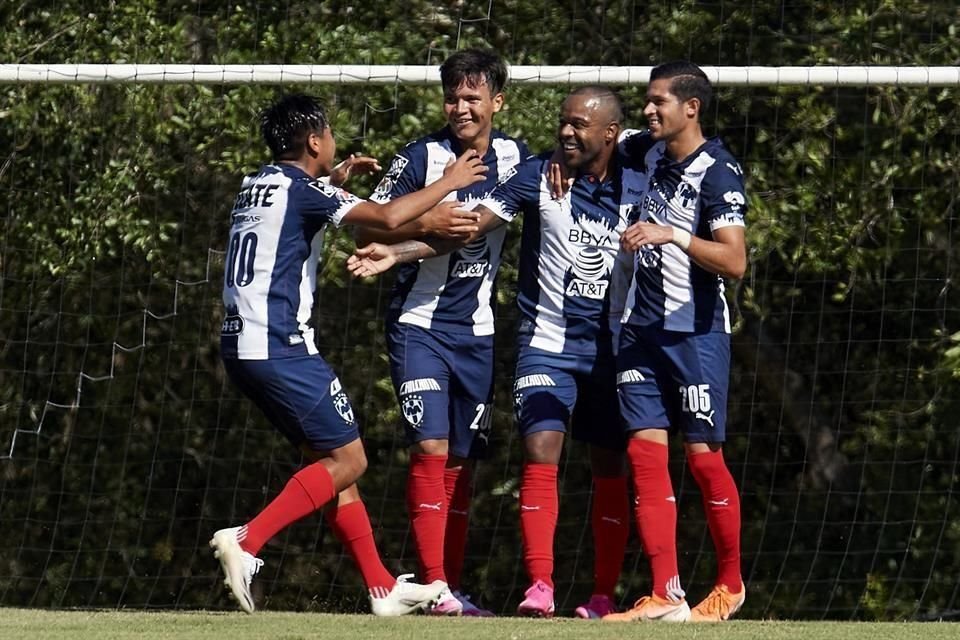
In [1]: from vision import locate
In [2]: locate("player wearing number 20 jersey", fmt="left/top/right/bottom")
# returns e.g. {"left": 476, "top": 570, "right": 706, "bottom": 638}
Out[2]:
{"left": 346, "top": 87, "right": 638, "bottom": 619}
{"left": 358, "top": 49, "right": 527, "bottom": 617}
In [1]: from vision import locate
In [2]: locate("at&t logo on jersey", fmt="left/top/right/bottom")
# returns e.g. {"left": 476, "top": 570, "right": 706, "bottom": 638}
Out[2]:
{"left": 565, "top": 247, "right": 609, "bottom": 300}
{"left": 330, "top": 378, "right": 355, "bottom": 424}
{"left": 450, "top": 237, "right": 490, "bottom": 279}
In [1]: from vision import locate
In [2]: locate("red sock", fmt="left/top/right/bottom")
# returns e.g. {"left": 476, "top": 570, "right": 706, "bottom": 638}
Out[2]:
{"left": 443, "top": 466, "right": 472, "bottom": 590}
{"left": 519, "top": 462, "right": 558, "bottom": 589}
{"left": 687, "top": 450, "right": 742, "bottom": 593}
{"left": 628, "top": 439, "right": 682, "bottom": 600}
{"left": 407, "top": 453, "right": 448, "bottom": 583}
{"left": 590, "top": 475, "right": 629, "bottom": 597}
{"left": 324, "top": 500, "right": 396, "bottom": 596}
{"left": 239, "top": 462, "right": 336, "bottom": 556}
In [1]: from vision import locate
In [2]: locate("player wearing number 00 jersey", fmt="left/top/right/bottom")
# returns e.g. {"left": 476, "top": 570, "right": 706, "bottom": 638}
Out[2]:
{"left": 212, "top": 93, "right": 486, "bottom": 617}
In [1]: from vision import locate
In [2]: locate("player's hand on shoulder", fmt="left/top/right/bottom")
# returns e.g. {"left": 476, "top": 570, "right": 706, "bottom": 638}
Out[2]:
{"left": 422, "top": 201, "right": 480, "bottom": 240}
{"left": 347, "top": 242, "right": 398, "bottom": 278}
{"left": 329, "top": 154, "right": 382, "bottom": 187}
{"left": 442, "top": 149, "right": 487, "bottom": 189}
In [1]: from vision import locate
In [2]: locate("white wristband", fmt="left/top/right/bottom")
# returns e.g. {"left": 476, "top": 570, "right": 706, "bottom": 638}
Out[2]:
{"left": 671, "top": 227, "right": 692, "bottom": 251}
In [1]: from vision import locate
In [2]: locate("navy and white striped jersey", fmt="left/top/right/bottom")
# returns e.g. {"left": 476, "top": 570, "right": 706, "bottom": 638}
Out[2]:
{"left": 221, "top": 164, "right": 362, "bottom": 360}
{"left": 370, "top": 127, "right": 528, "bottom": 336}
{"left": 620, "top": 131, "right": 747, "bottom": 333}
{"left": 479, "top": 153, "right": 644, "bottom": 357}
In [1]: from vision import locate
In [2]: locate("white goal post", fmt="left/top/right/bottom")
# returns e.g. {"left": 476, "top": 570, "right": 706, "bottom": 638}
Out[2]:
{"left": 1, "top": 63, "right": 959, "bottom": 86}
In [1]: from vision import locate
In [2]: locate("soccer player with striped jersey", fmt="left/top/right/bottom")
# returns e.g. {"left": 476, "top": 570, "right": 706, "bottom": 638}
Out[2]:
{"left": 211, "top": 94, "right": 486, "bottom": 616}
{"left": 349, "top": 86, "right": 643, "bottom": 619}
{"left": 354, "top": 49, "right": 528, "bottom": 617}
{"left": 602, "top": 61, "right": 747, "bottom": 623}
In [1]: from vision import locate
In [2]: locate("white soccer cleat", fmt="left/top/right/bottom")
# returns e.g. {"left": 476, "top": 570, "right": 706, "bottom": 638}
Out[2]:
{"left": 209, "top": 526, "right": 263, "bottom": 614}
{"left": 369, "top": 574, "right": 447, "bottom": 616}
{"left": 427, "top": 584, "right": 464, "bottom": 616}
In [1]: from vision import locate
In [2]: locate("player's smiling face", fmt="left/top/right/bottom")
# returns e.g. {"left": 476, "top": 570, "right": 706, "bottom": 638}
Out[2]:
{"left": 644, "top": 78, "right": 691, "bottom": 142}
{"left": 443, "top": 78, "right": 503, "bottom": 146}
{"left": 557, "top": 93, "right": 613, "bottom": 172}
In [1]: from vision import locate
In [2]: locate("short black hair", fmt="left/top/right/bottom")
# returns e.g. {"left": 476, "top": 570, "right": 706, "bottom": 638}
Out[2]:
{"left": 568, "top": 85, "right": 625, "bottom": 124}
{"left": 440, "top": 48, "right": 508, "bottom": 96}
{"left": 259, "top": 93, "right": 329, "bottom": 160}
{"left": 650, "top": 61, "right": 712, "bottom": 112}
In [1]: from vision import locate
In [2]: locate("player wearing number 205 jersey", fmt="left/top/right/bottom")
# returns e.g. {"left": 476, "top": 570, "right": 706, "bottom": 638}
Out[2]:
{"left": 212, "top": 93, "right": 486, "bottom": 617}
{"left": 603, "top": 62, "right": 747, "bottom": 625}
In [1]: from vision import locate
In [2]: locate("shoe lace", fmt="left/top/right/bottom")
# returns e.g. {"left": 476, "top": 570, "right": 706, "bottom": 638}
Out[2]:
{"left": 629, "top": 595, "right": 653, "bottom": 611}
{"left": 698, "top": 589, "right": 727, "bottom": 615}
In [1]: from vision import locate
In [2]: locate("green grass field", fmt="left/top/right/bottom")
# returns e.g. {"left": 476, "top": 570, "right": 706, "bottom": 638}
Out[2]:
{"left": 2, "top": 610, "right": 956, "bottom": 640}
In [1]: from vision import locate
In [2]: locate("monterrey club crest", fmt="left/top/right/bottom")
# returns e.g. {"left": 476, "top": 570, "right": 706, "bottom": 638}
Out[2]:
{"left": 401, "top": 394, "right": 424, "bottom": 428}
{"left": 330, "top": 378, "right": 355, "bottom": 424}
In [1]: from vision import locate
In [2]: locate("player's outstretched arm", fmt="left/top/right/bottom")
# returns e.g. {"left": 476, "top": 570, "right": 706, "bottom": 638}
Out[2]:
{"left": 342, "top": 150, "right": 487, "bottom": 230}
{"left": 354, "top": 201, "right": 480, "bottom": 246}
{"left": 347, "top": 205, "right": 505, "bottom": 278}
{"left": 347, "top": 241, "right": 427, "bottom": 278}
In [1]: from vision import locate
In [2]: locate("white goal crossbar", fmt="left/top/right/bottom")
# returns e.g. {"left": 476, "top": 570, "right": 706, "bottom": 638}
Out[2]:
{"left": 1, "top": 64, "right": 959, "bottom": 86}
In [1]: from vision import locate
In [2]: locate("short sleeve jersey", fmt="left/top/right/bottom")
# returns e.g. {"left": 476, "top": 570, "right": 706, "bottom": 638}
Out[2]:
{"left": 221, "top": 164, "right": 362, "bottom": 360}
{"left": 620, "top": 131, "right": 747, "bottom": 333}
{"left": 370, "top": 127, "right": 529, "bottom": 336}
{"left": 478, "top": 152, "right": 645, "bottom": 358}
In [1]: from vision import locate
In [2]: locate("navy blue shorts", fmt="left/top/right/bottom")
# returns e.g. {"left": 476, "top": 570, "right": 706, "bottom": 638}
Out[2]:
{"left": 223, "top": 355, "right": 360, "bottom": 452}
{"left": 512, "top": 340, "right": 624, "bottom": 452}
{"left": 616, "top": 324, "right": 730, "bottom": 443}
{"left": 386, "top": 321, "right": 494, "bottom": 459}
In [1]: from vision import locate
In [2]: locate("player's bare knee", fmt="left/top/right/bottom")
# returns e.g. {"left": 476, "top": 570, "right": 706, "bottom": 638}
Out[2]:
{"left": 412, "top": 439, "right": 449, "bottom": 456}
{"left": 328, "top": 439, "right": 368, "bottom": 484}
{"left": 523, "top": 431, "right": 564, "bottom": 464}
{"left": 351, "top": 450, "right": 369, "bottom": 479}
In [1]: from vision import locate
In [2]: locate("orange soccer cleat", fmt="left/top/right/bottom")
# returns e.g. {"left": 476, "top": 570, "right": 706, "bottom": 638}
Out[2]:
{"left": 602, "top": 594, "right": 690, "bottom": 622}
{"left": 690, "top": 584, "right": 746, "bottom": 622}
